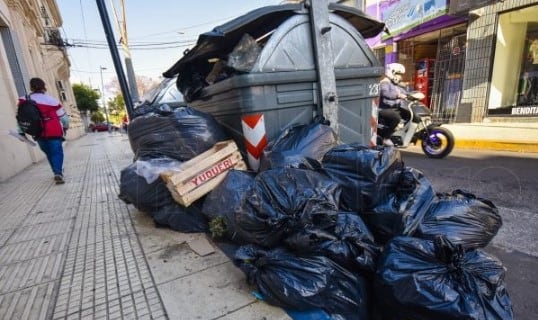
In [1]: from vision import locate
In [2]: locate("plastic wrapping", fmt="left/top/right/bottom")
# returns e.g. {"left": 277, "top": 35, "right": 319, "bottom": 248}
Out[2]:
{"left": 374, "top": 236, "right": 513, "bottom": 320}
{"left": 227, "top": 33, "right": 261, "bottom": 72}
{"left": 417, "top": 189, "right": 502, "bottom": 249}
{"left": 202, "top": 170, "right": 256, "bottom": 243}
{"left": 234, "top": 245, "right": 370, "bottom": 320}
{"left": 259, "top": 120, "right": 338, "bottom": 171}
{"left": 235, "top": 168, "right": 341, "bottom": 248}
{"left": 284, "top": 213, "right": 381, "bottom": 272}
{"left": 322, "top": 144, "right": 404, "bottom": 212}
{"left": 118, "top": 162, "right": 175, "bottom": 213}
{"left": 135, "top": 158, "right": 183, "bottom": 184}
{"left": 128, "top": 106, "right": 228, "bottom": 161}
{"left": 364, "top": 167, "right": 436, "bottom": 244}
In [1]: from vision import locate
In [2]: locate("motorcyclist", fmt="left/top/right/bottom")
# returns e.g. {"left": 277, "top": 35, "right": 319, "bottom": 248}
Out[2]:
{"left": 378, "top": 63, "right": 407, "bottom": 146}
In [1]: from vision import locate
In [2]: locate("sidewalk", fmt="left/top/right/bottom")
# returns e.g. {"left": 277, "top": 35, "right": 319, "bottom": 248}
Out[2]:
{"left": 0, "top": 124, "right": 535, "bottom": 319}
{"left": 0, "top": 133, "right": 289, "bottom": 320}
{"left": 445, "top": 122, "right": 538, "bottom": 153}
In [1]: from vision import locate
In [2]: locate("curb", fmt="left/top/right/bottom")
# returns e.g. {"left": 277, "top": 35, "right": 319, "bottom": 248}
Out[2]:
{"left": 454, "top": 139, "right": 538, "bottom": 153}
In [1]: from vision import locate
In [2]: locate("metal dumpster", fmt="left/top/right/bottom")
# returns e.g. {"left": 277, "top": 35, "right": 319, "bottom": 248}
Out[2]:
{"left": 163, "top": 2, "right": 385, "bottom": 152}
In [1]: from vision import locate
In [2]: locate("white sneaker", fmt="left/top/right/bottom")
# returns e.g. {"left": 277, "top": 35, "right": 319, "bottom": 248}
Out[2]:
{"left": 383, "top": 139, "right": 394, "bottom": 147}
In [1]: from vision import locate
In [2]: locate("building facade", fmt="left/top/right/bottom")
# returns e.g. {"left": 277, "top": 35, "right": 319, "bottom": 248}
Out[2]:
{"left": 0, "top": 0, "right": 83, "bottom": 181}
{"left": 363, "top": 0, "right": 538, "bottom": 124}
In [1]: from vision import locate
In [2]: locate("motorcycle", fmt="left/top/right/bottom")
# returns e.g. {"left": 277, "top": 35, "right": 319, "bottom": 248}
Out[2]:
{"left": 377, "top": 91, "right": 455, "bottom": 158}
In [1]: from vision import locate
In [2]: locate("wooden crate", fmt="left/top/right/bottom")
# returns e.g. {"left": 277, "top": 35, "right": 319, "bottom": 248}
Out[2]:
{"left": 160, "top": 140, "right": 247, "bottom": 207}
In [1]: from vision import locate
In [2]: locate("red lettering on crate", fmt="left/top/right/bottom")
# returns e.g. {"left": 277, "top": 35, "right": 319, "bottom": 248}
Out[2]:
{"left": 191, "top": 158, "right": 234, "bottom": 186}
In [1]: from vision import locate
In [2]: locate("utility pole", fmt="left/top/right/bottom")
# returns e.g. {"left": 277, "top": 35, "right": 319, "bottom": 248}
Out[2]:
{"left": 95, "top": 0, "right": 134, "bottom": 119}
{"left": 110, "top": 0, "right": 139, "bottom": 104}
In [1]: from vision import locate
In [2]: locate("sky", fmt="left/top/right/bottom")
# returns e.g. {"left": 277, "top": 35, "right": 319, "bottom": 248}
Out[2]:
{"left": 55, "top": 0, "right": 283, "bottom": 90}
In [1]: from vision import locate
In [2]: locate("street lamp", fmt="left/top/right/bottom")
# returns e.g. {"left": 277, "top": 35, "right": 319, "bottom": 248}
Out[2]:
{"left": 99, "top": 66, "right": 111, "bottom": 132}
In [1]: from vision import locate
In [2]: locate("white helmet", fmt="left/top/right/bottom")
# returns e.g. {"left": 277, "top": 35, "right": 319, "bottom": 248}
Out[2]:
{"left": 386, "top": 63, "right": 405, "bottom": 83}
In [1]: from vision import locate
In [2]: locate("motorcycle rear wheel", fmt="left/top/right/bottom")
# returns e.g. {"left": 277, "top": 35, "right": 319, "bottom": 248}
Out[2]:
{"left": 421, "top": 127, "right": 454, "bottom": 158}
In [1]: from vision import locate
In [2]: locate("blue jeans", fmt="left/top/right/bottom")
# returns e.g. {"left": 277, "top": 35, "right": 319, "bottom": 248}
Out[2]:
{"left": 37, "top": 138, "right": 64, "bottom": 175}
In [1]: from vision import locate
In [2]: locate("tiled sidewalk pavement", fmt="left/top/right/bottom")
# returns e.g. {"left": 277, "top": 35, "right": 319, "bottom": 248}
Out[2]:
{"left": 0, "top": 133, "right": 289, "bottom": 320}
{"left": 0, "top": 133, "right": 165, "bottom": 319}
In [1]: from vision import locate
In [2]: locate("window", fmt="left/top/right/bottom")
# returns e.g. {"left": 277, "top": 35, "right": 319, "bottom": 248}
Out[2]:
{"left": 489, "top": 6, "right": 538, "bottom": 116}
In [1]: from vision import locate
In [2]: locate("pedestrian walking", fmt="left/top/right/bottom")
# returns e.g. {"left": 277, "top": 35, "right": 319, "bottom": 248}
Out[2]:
{"left": 17, "top": 77, "right": 69, "bottom": 184}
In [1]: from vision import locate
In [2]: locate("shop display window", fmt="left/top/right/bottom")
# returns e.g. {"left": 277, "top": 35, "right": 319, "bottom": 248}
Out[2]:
{"left": 517, "top": 25, "right": 538, "bottom": 106}
{"left": 489, "top": 6, "right": 538, "bottom": 116}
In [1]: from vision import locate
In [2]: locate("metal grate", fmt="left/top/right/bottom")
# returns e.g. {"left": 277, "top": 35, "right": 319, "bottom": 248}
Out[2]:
{"left": 396, "top": 30, "right": 467, "bottom": 123}
{"left": 373, "top": 47, "right": 385, "bottom": 66}
{"left": 430, "top": 34, "right": 467, "bottom": 123}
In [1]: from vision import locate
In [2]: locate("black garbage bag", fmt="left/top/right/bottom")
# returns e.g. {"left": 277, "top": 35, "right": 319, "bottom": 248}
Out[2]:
{"left": 132, "top": 102, "right": 175, "bottom": 119}
{"left": 176, "top": 62, "right": 213, "bottom": 102}
{"left": 234, "top": 245, "right": 370, "bottom": 320}
{"left": 417, "top": 189, "right": 502, "bottom": 249}
{"left": 322, "top": 144, "right": 403, "bottom": 213}
{"left": 284, "top": 213, "right": 381, "bottom": 272}
{"left": 259, "top": 120, "right": 338, "bottom": 171}
{"left": 118, "top": 162, "right": 175, "bottom": 212}
{"left": 235, "top": 168, "right": 341, "bottom": 248}
{"left": 364, "top": 167, "right": 436, "bottom": 244}
{"left": 374, "top": 236, "right": 514, "bottom": 320}
{"left": 202, "top": 170, "right": 255, "bottom": 244}
{"left": 152, "top": 200, "right": 208, "bottom": 233}
{"left": 128, "top": 106, "right": 228, "bottom": 161}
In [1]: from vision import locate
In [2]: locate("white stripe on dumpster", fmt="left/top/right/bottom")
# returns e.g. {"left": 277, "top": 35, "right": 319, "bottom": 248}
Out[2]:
{"left": 370, "top": 97, "right": 378, "bottom": 147}
{"left": 241, "top": 114, "right": 267, "bottom": 171}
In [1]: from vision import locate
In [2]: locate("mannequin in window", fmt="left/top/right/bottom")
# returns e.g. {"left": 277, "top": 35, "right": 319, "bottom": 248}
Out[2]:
{"left": 529, "top": 39, "right": 538, "bottom": 66}
{"left": 527, "top": 39, "right": 538, "bottom": 104}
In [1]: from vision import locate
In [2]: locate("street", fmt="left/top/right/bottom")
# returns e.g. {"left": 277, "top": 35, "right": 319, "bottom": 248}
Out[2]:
{"left": 400, "top": 146, "right": 538, "bottom": 320}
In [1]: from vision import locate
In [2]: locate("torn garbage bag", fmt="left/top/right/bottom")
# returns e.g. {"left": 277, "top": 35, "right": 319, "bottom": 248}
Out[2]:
{"left": 374, "top": 236, "right": 514, "bottom": 320}
{"left": 322, "top": 144, "right": 403, "bottom": 212}
{"left": 234, "top": 168, "right": 341, "bottom": 248}
{"left": 202, "top": 170, "right": 256, "bottom": 244}
{"left": 128, "top": 106, "right": 228, "bottom": 161}
{"left": 364, "top": 167, "right": 436, "bottom": 244}
{"left": 118, "top": 162, "right": 175, "bottom": 213}
{"left": 417, "top": 189, "right": 502, "bottom": 249}
{"left": 259, "top": 119, "right": 338, "bottom": 171}
{"left": 284, "top": 213, "right": 381, "bottom": 272}
{"left": 234, "top": 245, "right": 370, "bottom": 320}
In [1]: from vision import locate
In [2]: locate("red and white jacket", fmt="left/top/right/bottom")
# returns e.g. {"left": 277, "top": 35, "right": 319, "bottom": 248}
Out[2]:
{"left": 18, "top": 92, "right": 66, "bottom": 139}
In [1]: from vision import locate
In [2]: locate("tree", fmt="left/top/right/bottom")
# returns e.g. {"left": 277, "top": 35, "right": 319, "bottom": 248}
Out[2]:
{"left": 108, "top": 74, "right": 161, "bottom": 102}
{"left": 90, "top": 111, "right": 105, "bottom": 123}
{"left": 107, "top": 94, "right": 125, "bottom": 116}
{"left": 107, "top": 94, "right": 127, "bottom": 124}
{"left": 72, "top": 83, "right": 100, "bottom": 113}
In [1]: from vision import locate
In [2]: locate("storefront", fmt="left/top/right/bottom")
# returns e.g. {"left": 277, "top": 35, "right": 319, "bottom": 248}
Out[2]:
{"left": 488, "top": 4, "right": 538, "bottom": 117}
{"left": 365, "top": 0, "right": 468, "bottom": 123}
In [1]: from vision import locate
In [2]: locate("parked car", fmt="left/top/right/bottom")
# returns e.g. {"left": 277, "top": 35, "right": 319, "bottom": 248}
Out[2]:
{"left": 89, "top": 122, "right": 120, "bottom": 132}
{"left": 133, "top": 77, "right": 185, "bottom": 117}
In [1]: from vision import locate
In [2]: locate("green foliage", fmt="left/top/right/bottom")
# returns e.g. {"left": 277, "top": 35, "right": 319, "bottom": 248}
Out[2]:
{"left": 107, "top": 94, "right": 125, "bottom": 115}
{"left": 72, "top": 83, "right": 100, "bottom": 113}
{"left": 90, "top": 111, "right": 105, "bottom": 123}
{"left": 209, "top": 216, "right": 227, "bottom": 238}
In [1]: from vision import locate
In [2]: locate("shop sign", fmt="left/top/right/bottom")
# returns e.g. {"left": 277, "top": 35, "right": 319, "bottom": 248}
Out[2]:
{"left": 449, "top": 0, "right": 495, "bottom": 16}
{"left": 489, "top": 106, "right": 538, "bottom": 116}
{"left": 381, "top": 0, "right": 448, "bottom": 40}
{"left": 511, "top": 106, "right": 538, "bottom": 116}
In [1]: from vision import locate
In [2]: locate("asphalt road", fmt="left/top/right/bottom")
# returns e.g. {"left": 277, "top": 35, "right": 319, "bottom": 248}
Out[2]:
{"left": 399, "top": 146, "right": 538, "bottom": 320}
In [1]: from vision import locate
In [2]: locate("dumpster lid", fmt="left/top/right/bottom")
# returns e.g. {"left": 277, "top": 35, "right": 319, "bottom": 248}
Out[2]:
{"left": 162, "top": 3, "right": 384, "bottom": 78}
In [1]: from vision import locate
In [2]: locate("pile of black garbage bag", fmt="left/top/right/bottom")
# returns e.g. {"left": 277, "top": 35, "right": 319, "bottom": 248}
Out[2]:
{"left": 118, "top": 108, "right": 513, "bottom": 320}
